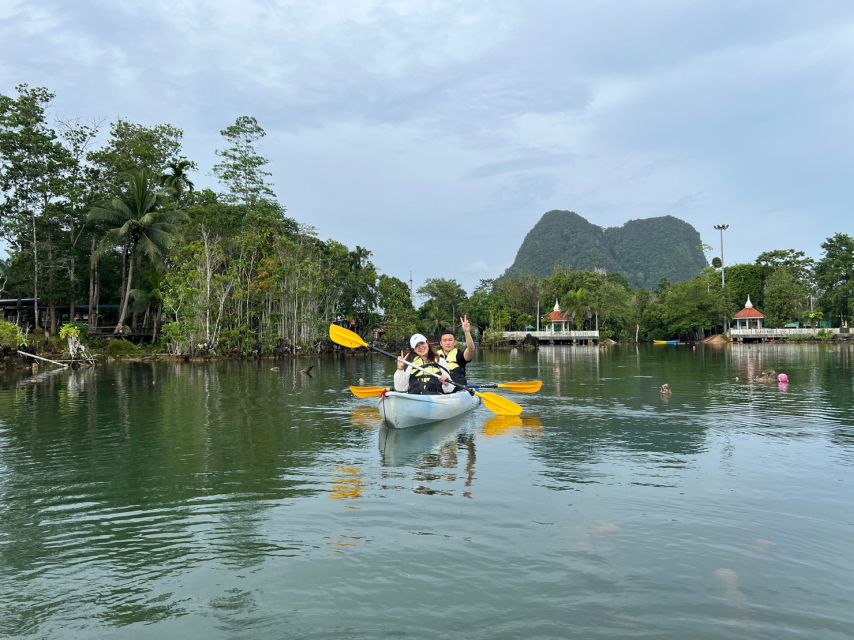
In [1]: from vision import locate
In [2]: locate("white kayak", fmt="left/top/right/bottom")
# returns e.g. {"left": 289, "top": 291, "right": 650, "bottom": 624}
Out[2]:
{"left": 378, "top": 391, "right": 481, "bottom": 429}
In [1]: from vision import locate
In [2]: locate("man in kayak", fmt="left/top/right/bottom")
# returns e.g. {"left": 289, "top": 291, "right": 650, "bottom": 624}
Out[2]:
{"left": 394, "top": 333, "right": 455, "bottom": 394}
{"left": 435, "top": 315, "right": 476, "bottom": 387}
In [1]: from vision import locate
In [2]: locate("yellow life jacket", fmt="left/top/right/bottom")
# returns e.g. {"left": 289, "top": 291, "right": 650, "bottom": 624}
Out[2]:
{"left": 408, "top": 356, "right": 450, "bottom": 394}
{"left": 437, "top": 346, "right": 461, "bottom": 371}
{"left": 435, "top": 346, "right": 469, "bottom": 386}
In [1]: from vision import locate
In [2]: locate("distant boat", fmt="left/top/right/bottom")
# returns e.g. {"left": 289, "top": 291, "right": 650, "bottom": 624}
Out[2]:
{"left": 653, "top": 340, "right": 680, "bottom": 345}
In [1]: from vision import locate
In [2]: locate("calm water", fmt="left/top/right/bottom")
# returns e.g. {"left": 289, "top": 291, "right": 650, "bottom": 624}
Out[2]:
{"left": 1, "top": 344, "right": 852, "bottom": 639}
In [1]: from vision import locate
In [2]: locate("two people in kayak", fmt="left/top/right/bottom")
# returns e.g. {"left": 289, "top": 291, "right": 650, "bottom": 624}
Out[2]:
{"left": 394, "top": 316, "right": 476, "bottom": 395}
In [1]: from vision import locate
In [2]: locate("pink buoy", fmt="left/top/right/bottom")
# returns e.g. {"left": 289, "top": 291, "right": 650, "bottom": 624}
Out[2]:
{"left": 777, "top": 373, "right": 789, "bottom": 383}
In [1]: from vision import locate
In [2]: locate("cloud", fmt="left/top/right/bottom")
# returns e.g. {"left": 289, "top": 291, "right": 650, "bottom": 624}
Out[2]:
{"left": 2, "top": 0, "right": 853, "bottom": 291}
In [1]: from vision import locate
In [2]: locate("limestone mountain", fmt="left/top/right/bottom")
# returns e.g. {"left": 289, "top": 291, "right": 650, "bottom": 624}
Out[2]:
{"left": 503, "top": 210, "right": 708, "bottom": 289}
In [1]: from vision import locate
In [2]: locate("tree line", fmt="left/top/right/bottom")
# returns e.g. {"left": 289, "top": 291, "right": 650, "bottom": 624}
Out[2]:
{"left": 0, "top": 84, "right": 386, "bottom": 355}
{"left": 441, "top": 239, "right": 852, "bottom": 344}
{"left": 1, "top": 84, "right": 851, "bottom": 353}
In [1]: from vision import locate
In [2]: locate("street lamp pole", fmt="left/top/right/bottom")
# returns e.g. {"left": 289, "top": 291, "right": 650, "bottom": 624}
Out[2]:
{"left": 713, "top": 224, "right": 729, "bottom": 288}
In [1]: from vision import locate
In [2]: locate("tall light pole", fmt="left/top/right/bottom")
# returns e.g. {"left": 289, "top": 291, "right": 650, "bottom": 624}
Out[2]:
{"left": 713, "top": 224, "right": 729, "bottom": 288}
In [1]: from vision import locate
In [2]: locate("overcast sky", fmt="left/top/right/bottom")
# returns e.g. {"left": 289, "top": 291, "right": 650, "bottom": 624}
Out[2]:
{"left": 2, "top": 0, "right": 852, "bottom": 293}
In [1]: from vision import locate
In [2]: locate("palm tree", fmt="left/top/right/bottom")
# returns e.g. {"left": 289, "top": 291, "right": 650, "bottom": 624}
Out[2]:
{"left": 88, "top": 171, "right": 187, "bottom": 334}
{"left": 160, "top": 159, "right": 195, "bottom": 205}
{"left": 568, "top": 288, "right": 592, "bottom": 330}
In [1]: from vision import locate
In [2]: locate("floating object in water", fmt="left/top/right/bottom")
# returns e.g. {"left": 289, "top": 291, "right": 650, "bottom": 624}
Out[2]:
{"left": 270, "top": 366, "right": 280, "bottom": 372}
{"left": 753, "top": 369, "right": 778, "bottom": 383}
{"left": 777, "top": 373, "right": 789, "bottom": 383}
{"left": 660, "top": 383, "right": 671, "bottom": 395}
{"left": 301, "top": 365, "right": 314, "bottom": 375}
{"left": 653, "top": 340, "right": 679, "bottom": 345}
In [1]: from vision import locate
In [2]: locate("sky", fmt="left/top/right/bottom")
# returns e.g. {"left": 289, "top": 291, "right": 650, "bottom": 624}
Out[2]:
{"left": 1, "top": 0, "right": 852, "bottom": 294}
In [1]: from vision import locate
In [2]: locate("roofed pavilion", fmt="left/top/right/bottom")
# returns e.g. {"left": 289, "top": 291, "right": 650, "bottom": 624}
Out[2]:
{"left": 732, "top": 295, "right": 765, "bottom": 330}
{"left": 547, "top": 299, "right": 573, "bottom": 332}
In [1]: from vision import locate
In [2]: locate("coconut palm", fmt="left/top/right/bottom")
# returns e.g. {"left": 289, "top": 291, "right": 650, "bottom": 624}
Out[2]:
{"left": 160, "top": 159, "right": 195, "bottom": 205}
{"left": 88, "top": 170, "right": 187, "bottom": 334}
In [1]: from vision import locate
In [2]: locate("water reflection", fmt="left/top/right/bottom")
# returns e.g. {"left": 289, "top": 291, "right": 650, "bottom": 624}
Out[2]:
{"left": 378, "top": 419, "right": 465, "bottom": 466}
{"left": 350, "top": 406, "right": 382, "bottom": 430}
{"left": 481, "top": 414, "right": 544, "bottom": 438}
{"left": 1, "top": 347, "right": 853, "bottom": 639}
{"left": 329, "top": 466, "right": 364, "bottom": 500}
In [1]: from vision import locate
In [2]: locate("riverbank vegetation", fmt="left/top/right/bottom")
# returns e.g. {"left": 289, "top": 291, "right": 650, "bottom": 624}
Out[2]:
{"left": 1, "top": 84, "right": 852, "bottom": 357}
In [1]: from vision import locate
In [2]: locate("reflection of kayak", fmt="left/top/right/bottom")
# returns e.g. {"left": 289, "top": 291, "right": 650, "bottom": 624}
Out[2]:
{"left": 653, "top": 340, "right": 680, "bottom": 345}
{"left": 378, "top": 391, "right": 481, "bottom": 429}
{"left": 378, "top": 419, "right": 464, "bottom": 465}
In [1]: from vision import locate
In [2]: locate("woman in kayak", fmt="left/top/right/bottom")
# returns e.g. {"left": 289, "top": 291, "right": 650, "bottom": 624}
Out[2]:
{"left": 394, "top": 333, "right": 456, "bottom": 395}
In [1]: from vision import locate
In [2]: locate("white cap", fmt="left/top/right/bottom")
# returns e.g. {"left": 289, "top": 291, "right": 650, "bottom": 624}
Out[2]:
{"left": 409, "top": 333, "right": 428, "bottom": 349}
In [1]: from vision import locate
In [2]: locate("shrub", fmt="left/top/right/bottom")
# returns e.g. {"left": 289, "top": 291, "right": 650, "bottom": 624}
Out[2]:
{"left": 106, "top": 339, "right": 142, "bottom": 358}
{"left": 59, "top": 323, "right": 80, "bottom": 340}
{"left": 481, "top": 327, "right": 509, "bottom": 348}
{"left": 0, "top": 320, "right": 28, "bottom": 350}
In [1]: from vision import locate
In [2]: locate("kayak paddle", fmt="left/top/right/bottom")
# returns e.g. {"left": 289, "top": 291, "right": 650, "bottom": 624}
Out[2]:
{"left": 474, "top": 381, "right": 543, "bottom": 394}
{"left": 350, "top": 380, "right": 542, "bottom": 399}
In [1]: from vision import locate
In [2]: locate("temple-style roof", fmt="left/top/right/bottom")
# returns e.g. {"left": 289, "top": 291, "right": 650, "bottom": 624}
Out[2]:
{"left": 548, "top": 299, "right": 572, "bottom": 322}
{"left": 733, "top": 295, "right": 765, "bottom": 319}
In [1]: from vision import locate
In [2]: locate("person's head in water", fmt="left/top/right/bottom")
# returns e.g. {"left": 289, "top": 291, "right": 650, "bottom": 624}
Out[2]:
{"left": 439, "top": 329, "right": 456, "bottom": 354}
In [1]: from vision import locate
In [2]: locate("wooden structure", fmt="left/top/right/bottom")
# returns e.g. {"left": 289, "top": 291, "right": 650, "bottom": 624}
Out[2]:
{"left": 729, "top": 295, "right": 840, "bottom": 341}
{"left": 503, "top": 330, "right": 600, "bottom": 345}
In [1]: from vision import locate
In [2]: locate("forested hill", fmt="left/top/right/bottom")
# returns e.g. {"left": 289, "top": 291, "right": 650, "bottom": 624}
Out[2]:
{"left": 502, "top": 210, "right": 708, "bottom": 289}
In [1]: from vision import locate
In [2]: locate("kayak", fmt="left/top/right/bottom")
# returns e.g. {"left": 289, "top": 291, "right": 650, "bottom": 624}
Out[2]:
{"left": 378, "top": 391, "right": 481, "bottom": 429}
{"left": 653, "top": 340, "right": 680, "bottom": 345}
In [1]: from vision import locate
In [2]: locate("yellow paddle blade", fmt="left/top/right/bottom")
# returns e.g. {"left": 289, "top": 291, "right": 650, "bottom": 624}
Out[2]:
{"left": 349, "top": 385, "right": 388, "bottom": 398}
{"left": 474, "top": 391, "right": 523, "bottom": 416}
{"left": 497, "top": 380, "right": 543, "bottom": 394}
{"left": 330, "top": 324, "right": 369, "bottom": 349}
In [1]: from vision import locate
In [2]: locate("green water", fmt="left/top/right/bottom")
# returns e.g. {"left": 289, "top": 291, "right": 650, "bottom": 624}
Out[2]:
{"left": 1, "top": 344, "right": 852, "bottom": 639}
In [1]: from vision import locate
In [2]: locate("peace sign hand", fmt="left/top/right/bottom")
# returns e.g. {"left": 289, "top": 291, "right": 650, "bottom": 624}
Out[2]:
{"left": 460, "top": 315, "right": 471, "bottom": 333}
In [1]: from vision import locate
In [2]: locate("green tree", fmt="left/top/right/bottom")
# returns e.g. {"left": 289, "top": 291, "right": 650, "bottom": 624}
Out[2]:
{"left": 212, "top": 115, "right": 275, "bottom": 206}
{"left": 88, "top": 119, "right": 187, "bottom": 198}
{"left": 88, "top": 171, "right": 187, "bottom": 333}
{"left": 160, "top": 159, "right": 196, "bottom": 205}
{"left": 644, "top": 270, "right": 732, "bottom": 340}
{"left": 724, "top": 263, "right": 769, "bottom": 310}
{"left": 493, "top": 276, "right": 541, "bottom": 329}
{"left": 466, "top": 279, "right": 494, "bottom": 331}
{"left": 0, "top": 84, "right": 72, "bottom": 330}
{"left": 755, "top": 249, "right": 815, "bottom": 286}
{"left": 763, "top": 268, "right": 807, "bottom": 327}
{"left": 377, "top": 274, "right": 416, "bottom": 344}
{"left": 417, "top": 278, "right": 468, "bottom": 332}
{"left": 594, "top": 279, "right": 633, "bottom": 338}
{"left": 814, "top": 233, "right": 854, "bottom": 324}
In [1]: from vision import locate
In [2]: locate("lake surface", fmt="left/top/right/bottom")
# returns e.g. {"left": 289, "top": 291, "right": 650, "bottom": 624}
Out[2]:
{"left": 1, "top": 344, "right": 852, "bottom": 639}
